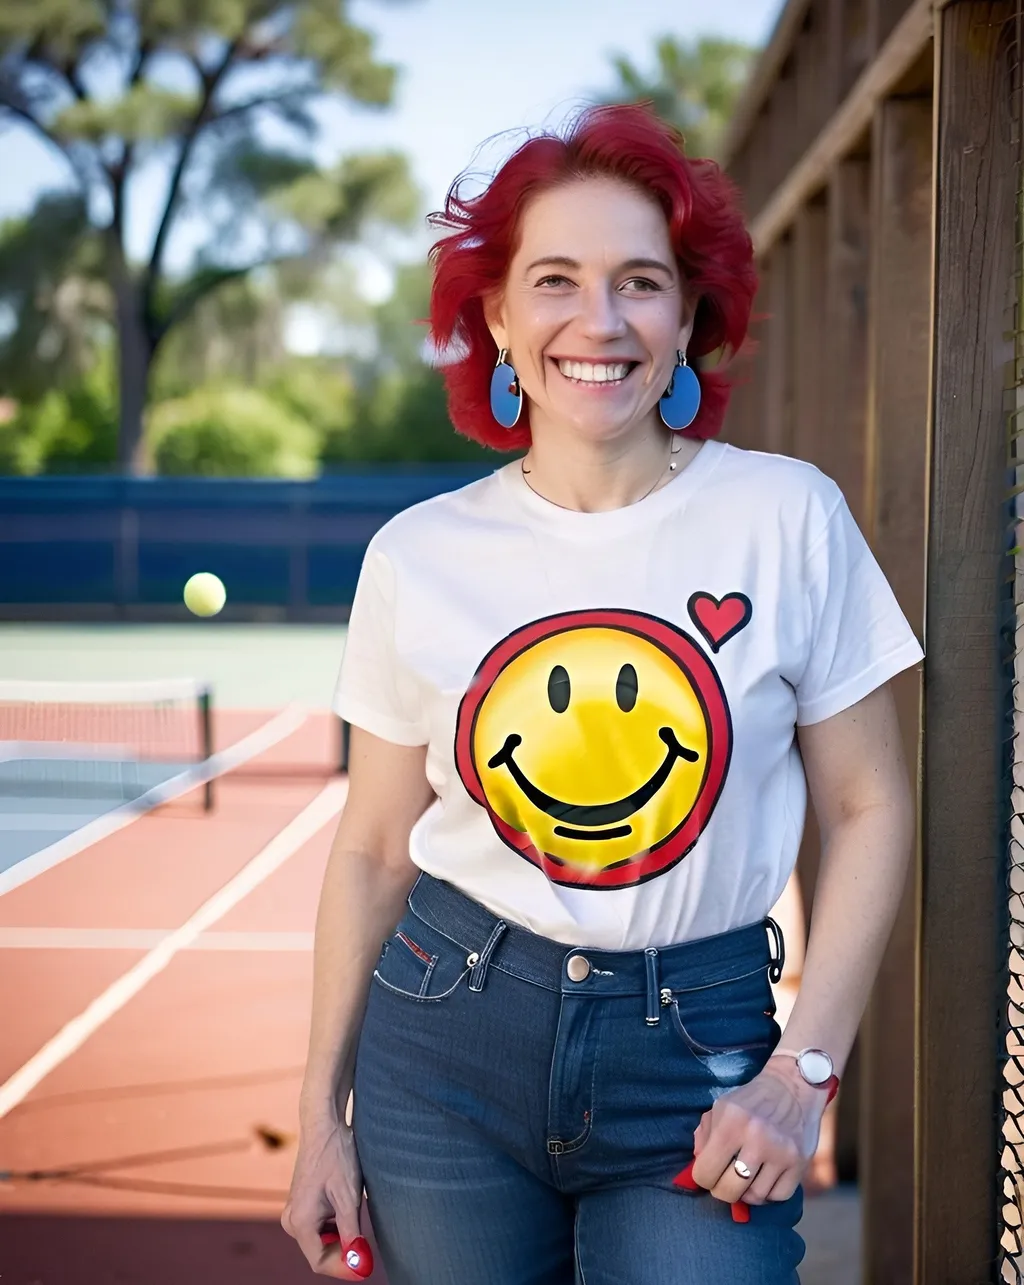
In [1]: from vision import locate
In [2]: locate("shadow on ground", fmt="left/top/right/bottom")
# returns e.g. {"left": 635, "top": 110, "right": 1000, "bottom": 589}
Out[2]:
{"left": 1, "top": 1189, "right": 860, "bottom": 1284}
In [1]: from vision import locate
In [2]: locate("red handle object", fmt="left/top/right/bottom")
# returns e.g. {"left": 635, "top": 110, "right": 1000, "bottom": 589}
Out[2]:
{"left": 318, "top": 1220, "right": 374, "bottom": 1279}
{"left": 673, "top": 1160, "right": 749, "bottom": 1223}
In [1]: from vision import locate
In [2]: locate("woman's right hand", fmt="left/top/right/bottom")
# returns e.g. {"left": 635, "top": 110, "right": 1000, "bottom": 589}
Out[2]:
{"left": 282, "top": 1112, "right": 367, "bottom": 1279}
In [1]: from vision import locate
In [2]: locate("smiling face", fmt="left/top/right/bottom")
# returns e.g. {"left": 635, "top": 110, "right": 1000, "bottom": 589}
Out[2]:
{"left": 485, "top": 177, "right": 695, "bottom": 445}
{"left": 455, "top": 610, "right": 733, "bottom": 889}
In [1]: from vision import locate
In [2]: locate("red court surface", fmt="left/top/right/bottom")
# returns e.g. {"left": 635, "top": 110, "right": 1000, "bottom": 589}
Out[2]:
{"left": 0, "top": 709, "right": 345, "bottom": 1284}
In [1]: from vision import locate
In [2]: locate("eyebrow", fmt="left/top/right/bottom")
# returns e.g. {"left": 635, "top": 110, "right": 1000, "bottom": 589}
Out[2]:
{"left": 524, "top": 255, "right": 675, "bottom": 276}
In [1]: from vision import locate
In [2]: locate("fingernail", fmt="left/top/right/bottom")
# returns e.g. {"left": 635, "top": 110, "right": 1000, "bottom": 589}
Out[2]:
{"left": 731, "top": 1201, "right": 750, "bottom": 1224}
{"left": 319, "top": 1219, "right": 341, "bottom": 1246}
{"left": 343, "top": 1237, "right": 374, "bottom": 1279}
{"left": 673, "top": 1160, "right": 700, "bottom": 1191}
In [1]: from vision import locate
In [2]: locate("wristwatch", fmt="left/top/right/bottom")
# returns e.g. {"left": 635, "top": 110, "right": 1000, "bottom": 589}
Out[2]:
{"left": 771, "top": 1047, "right": 840, "bottom": 1103}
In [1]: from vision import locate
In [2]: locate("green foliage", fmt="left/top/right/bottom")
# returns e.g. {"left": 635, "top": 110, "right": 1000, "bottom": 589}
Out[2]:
{"left": 0, "top": 0, "right": 421, "bottom": 469}
{"left": 0, "top": 193, "right": 106, "bottom": 401}
{"left": 322, "top": 366, "right": 504, "bottom": 467}
{"left": 0, "top": 348, "right": 116, "bottom": 474}
{"left": 148, "top": 386, "right": 320, "bottom": 477}
{"left": 603, "top": 36, "right": 756, "bottom": 158}
{"left": 55, "top": 86, "right": 199, "bottom": 143}
{"left": 264, "top": 358, "right": 359, "bottom": 441}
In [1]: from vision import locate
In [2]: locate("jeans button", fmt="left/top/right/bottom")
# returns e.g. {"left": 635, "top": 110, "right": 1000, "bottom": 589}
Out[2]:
{"left": 566, "top": 954, "right": 591, "bottom": 982}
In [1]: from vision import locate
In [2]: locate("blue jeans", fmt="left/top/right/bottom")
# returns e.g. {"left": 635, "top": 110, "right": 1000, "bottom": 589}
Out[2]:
{"left": 353, "top": 874, "right": 804, "bottom": 1284}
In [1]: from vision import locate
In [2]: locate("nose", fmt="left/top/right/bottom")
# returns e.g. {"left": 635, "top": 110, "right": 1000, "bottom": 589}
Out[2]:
{"left": 577, "top": 282, "right": 628, "bottom": 341}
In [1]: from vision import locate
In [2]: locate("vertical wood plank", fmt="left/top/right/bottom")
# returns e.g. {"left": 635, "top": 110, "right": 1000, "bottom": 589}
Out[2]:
{"left": 868, "top": 0, "right": 914, "bottom": 53}
{"left": 791, "top": 197, "right": 829, "bottom": 469}
{"left": 860, "top": 91, "right": 932, "bottom": 1285}
{"left": 919, "top": 4, "right": 1016, "bottom": 1279}
{"left": 824, "top": 156, "right": 872, "bottom": 523}
{"left": 764, "top": 236, "right": 795, "bottom": 456}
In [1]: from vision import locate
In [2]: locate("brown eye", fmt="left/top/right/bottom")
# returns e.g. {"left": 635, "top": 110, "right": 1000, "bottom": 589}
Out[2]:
{"left": 616, "top": 663, "right": 638, "bottom": 712}
{"left": 548, "top": 665, "right": 570, "bottom": 713}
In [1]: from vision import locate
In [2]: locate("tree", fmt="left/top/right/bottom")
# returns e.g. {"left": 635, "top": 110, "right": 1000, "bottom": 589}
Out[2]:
{"left": 0, "top": 1, "right": 420, "bottom": 472}
{"left": 603, "top": 36, "right": 756, "bottom": 159}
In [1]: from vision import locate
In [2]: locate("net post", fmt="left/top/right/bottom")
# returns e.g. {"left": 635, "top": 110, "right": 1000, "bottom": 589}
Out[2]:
{"left": 200, "top": 688, "right": 213, "bottom": 810}
{"left": 337, "top": 717, "right": 350, "bottom": 774}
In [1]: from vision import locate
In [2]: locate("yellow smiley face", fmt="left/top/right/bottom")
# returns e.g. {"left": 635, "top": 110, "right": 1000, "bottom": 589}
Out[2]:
{"left": 455, "top": 610, "right": 734, "bottom": 889}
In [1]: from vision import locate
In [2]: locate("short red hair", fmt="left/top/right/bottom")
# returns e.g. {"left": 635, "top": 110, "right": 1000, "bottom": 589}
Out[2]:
{"left": 428, "top": 103, "right": 757, "bottom": 450}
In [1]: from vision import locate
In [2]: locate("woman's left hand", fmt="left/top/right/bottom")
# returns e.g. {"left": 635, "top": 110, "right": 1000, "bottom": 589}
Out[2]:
{"left": 688, "top": 1056, "right": 828, "bottom": 1206}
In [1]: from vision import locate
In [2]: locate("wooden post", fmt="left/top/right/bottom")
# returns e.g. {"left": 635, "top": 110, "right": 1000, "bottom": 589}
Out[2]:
{"left": 860, "top": 92, "right": 932, "bottom": 1285}
{"left": 919, "top": 4, "right": 1016, "bottom": 1280}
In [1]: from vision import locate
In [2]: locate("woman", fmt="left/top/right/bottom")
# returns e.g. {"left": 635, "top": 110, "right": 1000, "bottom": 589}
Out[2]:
{"left": 282, "top": 104, "right": 922, "bottom": 1284}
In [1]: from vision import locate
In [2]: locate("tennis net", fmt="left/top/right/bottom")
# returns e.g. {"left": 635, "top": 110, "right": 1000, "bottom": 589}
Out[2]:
{"left": 0, "top": 678, "right": 214, "bottom": 811}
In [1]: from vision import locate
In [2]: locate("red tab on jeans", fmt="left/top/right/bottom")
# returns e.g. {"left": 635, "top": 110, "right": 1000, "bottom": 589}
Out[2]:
{"left": 396, "top": 930, "right": 433, "bottom": 965}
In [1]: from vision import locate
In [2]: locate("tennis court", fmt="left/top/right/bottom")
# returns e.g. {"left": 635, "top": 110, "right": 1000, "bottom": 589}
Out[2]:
{"left": 0, "top": 624, "right": 856, "bottom": 1285}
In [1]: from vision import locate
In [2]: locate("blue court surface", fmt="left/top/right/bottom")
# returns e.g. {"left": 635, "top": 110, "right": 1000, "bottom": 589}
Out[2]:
{"left": 0, "top": 756, "right": 189, "bottom": 875}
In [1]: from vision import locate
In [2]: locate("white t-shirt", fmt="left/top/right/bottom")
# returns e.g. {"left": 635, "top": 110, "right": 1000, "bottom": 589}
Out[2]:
{"left": 333, "top": 439, "right": 923, "bottom": 950}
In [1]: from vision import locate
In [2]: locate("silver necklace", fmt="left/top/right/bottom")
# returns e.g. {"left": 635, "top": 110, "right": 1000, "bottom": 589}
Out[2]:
{"left": 520, "top": 436, "right": 683, "bottom": 510}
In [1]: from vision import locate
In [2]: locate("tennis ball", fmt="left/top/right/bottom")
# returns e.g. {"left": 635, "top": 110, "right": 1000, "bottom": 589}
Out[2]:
{"left": 183, "top": 571, "right": 226, "bottom": 618}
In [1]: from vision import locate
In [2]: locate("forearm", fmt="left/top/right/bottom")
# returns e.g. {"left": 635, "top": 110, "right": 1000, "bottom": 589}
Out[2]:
{"left": 298, "top": 835, "right": 418, "bottom": 1127}
{"left": 777, "top": 797, "right": 914, "bottom": 1076}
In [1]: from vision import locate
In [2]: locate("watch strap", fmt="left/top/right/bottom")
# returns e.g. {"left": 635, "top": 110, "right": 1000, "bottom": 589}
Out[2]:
{"left": 771, "top": 1047, "right": 840, "bottom": 1103}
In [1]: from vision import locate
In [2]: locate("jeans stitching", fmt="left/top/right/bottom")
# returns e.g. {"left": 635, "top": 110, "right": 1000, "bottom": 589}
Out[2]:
{"left": 662, "top": 961, "right": 771, "bottom": 996}
{"left": 574, "top": 1219, "right": 588, "bottom": 1285}
{"left": 372, "top": 967, "right": 470, "bottom": 1003}
{"left": 667, "top": 999, "right": 773, "bottom": 1057}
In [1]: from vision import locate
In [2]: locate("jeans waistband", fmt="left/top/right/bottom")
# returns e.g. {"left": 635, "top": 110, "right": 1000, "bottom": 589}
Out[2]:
{"left": 406, "top": 873, "right": 784, "bottom": 1006}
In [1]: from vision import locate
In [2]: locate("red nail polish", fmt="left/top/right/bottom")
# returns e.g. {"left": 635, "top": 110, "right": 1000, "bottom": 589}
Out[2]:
{"left": 319, "top": 1219, "right": 341, "bottom": 1246}
{"left": 731, "top": 1200, "right": 750, "bottom": 1223}
{"left": 673, "top": 1160, "right": 700, "bottom": 1191}
{"left": 342, "top": 1236, "right": 374, "bottom": 1279}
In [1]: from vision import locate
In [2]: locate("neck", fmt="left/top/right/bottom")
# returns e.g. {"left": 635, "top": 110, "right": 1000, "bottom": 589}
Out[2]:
{"left": 521, "top": 416, "right": 702, "bottom": 513}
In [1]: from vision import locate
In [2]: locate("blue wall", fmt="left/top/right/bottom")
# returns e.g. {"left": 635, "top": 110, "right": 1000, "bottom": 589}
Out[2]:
{"left": 0, "top": 469, "right": 493, "bottom": 619}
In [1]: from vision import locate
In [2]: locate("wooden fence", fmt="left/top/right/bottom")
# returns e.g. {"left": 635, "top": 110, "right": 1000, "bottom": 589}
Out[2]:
{"left": 720, "top": 2, "right": 1021, "bottom": 1281}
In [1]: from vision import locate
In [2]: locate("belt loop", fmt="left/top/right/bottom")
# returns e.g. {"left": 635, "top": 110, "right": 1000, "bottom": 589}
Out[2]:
{"left": 644, "top": 948, "right": 660, "bottom": 1025}
{"left": 469, "top": 920, "right": 508, "bottom": 992}
{"left": 765, "top": 917, "right": 785, "bottom": 984}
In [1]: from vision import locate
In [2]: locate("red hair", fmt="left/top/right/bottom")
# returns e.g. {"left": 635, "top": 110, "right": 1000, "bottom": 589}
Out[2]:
{"left": 428, "top": 103, "right": 757, "bottom": 450}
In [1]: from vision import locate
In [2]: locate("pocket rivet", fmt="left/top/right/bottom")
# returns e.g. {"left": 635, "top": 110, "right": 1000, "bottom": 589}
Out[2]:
{"left": 466, "top": 952, "right": 480, "bottom": 968}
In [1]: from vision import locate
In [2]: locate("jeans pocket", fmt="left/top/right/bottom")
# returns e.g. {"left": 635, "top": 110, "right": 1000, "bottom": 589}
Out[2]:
{"left": 372, "top": 915, "right": 471, "bottom": 1003}
{"left": 664, "top": 967, "right": 778, "bottom": 1082}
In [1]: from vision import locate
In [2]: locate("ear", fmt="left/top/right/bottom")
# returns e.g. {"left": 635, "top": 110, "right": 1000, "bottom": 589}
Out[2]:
{"left": 483, "top": 290, "right": 509, "bottom": 355}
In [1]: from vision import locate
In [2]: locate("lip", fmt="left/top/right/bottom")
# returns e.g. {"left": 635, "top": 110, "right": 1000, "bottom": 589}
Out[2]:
{"left": 547, "top": 355, "right": 644, "bottom": 364}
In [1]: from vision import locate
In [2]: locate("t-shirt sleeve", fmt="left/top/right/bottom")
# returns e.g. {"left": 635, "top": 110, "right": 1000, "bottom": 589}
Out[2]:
{"left": 795, "top": 495, "right": 924, "bottom": 726}
{"left": 332, "top": 545, "right": 429, "bottom": 746}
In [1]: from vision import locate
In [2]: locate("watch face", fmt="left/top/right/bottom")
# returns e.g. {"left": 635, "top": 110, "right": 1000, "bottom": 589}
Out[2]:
{"left": 798, "top": 1049, "right": 833, "bottom": 1085}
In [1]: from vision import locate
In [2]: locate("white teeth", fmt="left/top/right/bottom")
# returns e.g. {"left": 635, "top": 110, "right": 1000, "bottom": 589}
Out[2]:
{"left": 556, "top": 359, "right": 631, "bottom": 383}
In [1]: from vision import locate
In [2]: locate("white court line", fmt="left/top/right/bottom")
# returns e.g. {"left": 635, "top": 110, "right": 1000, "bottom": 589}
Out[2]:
{"left": 0, "top": 777, "right": 347, "bottom": 1121}
{"left": 0, "top": 705, "right": 308, "bottom": 898}
{"left": 0, "top": 928, "right": 314, "bottom": 951}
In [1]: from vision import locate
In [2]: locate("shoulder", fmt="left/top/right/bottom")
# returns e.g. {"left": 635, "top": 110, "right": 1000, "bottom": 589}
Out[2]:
{"left": 708, "top": 442, "right": 845, "bottom": 540}
{"left": 364, "top": 469, "right": 506, "bottom": 565}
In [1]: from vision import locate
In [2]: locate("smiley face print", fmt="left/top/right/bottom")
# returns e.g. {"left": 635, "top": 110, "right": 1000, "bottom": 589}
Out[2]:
{"left": 454, "top": 606, "right": 745, "bottom": 889}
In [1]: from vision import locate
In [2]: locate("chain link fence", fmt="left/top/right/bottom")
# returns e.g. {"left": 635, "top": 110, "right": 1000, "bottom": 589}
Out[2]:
{"left": 1000, "top": 6, "right": 1024, "bottom": 1280}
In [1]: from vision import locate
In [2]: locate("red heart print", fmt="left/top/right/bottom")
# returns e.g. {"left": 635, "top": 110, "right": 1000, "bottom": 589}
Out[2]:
{"left": 687, "top": 592, "right": 752, "bottom": 652}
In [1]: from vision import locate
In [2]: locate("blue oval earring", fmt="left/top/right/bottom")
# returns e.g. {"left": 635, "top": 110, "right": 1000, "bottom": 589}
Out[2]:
{"left": 490, "top": 348, "right": 523, "bottom": 428}
{"left": 659, "top": 351, "right": 701, "bottom": 431}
